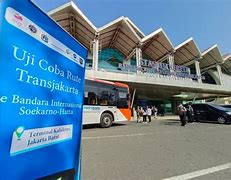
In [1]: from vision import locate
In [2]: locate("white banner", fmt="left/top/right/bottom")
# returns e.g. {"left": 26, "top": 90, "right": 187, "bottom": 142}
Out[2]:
{"left": 10, "top": 124, "right": 73, "bottom": 156}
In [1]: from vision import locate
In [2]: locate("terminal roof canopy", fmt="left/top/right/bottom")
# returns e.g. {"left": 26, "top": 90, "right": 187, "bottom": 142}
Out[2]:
{"left": 141, "top": 28, "right": 174, "bottom": 61}
{"left": 174, "top": 38, "right": 201, "bottom": 66}
{"left": 48, "top": 1, "right": 231, "bottom": 71}
{"left": 221, "top": 54, "right": 231, "bottom": 74}
{"left": 98, "top": 17, "right": 141, "bottom": 58}
{"left": 48, "top": 2, "right": 97, "bottom": 50}
{"left": 124, "top": 17, "right": 145, "bottom": 39}
{"left": 200, "top": 45, "right": 224, "bottom": 70}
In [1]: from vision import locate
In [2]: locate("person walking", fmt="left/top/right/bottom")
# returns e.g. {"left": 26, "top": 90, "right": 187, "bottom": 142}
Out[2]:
{"left": 153, "top": 106, "right": 158, "bottom": 120}
{"left": 142, "top": 106, "right": 147, "bottom": 123}
{"left": 136, "top": 106, "right": 142, "bottom": 123}
{"left": 147, "top": 106, "right": 152, "bottom": 123}
{"left": 187, "top": 102, "right": 194, "bottom": 123}
{"left": 178, "top": 104, "right": 187, "bottom": 126}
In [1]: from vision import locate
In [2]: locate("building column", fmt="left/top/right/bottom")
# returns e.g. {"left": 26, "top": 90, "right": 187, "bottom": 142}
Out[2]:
{"left": 136, "top": 48, "right": 142, "bottom": 67}
{"left": 136, "top": 47, "right": 142, "bottom": 74}
{"left": 216, "top": 64, "right": 223, "bottom": 85}
{"left": 168, "top": 54, "right": 175, "bottom": 77}
{"left": 92, "top": 39, "right": 99, "bottom": 71}
{"left": 195, "top": 60, "right": 202, "bottom": 83}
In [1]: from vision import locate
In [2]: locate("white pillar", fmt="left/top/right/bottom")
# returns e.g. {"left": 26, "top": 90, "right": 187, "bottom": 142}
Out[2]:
{"left": 216, "top": 64, "right": 223, "bottom": 85}
{"left": 136, "top": 48, "right": 142, "bottom": 74}
{"left": 131, "top": 89, "right": 136, "bottom": 108}
{"left": 168, "top": 54, "right": 174, "bottom": 78}
{"left": 195, "top": 60, "right": 202, "bottom": 83}
{"left": 168, "top": 54, "right": 174, "bottom": 69}
{"left": 92, "top": 39, "right": 99, "bottom": 71}
{"left": 136, "top": 48, "right": 142, "bottom": 67}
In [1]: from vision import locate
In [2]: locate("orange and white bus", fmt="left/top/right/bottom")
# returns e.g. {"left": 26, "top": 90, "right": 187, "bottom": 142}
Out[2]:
{"left": 83, "top": 78, "right": 131, "bottom": 128}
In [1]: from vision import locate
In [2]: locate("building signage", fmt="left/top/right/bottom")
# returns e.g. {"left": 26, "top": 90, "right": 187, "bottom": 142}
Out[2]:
{"left": 118, "top": 59, "right": 204, "bottom": 80}
{"left": 0, "top": 0, "right": 86, "bottom": 179}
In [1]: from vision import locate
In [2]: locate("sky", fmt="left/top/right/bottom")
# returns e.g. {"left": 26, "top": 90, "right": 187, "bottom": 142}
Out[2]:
{"left": 33, "top": 0, "right": 231, "bottom": 55}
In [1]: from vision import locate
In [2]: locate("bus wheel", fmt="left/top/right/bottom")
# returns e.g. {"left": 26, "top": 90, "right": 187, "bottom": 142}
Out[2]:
{"left": 100, "top": 113, "right": 113, "bottom": 128}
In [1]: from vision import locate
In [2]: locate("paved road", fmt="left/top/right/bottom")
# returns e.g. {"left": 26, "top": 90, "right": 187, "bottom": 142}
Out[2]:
{"left": 81, "top": 117, "right": 231, "bottom": 180}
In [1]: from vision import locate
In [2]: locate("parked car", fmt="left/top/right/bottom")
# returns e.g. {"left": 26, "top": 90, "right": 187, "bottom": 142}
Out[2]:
{"left": 221, "top": 104, "right": 231, "bottom": 109}
{"left": 192, "top": 103, "right": 231, "bottom": 124}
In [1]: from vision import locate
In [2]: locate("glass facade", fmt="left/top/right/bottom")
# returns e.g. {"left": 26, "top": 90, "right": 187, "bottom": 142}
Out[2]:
{"left": 99, "top": 48, "right": 124, "bottom": 71}
{"left": 202, "top": 72, "right": 217, "bottom": 84}
{"left": 98, "top": 48, "right": 136, "bottom": 71}
{"left": 188, "top": 64, "right": 197, "bottom": 81}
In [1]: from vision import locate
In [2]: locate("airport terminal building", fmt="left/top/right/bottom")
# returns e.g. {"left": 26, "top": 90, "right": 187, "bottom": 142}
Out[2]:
{"left": 49, "top": 2, "right": 231, "bottom": 113}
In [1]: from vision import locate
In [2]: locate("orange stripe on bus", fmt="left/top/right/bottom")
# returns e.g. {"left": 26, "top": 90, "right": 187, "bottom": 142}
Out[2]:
{"left": 119, "top": 108, "right": 132, "bottom": 121}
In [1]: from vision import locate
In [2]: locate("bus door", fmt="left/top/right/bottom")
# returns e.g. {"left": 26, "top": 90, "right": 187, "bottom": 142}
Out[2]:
{"left": 116, "top": 87, "right": 131, "bottom": 121}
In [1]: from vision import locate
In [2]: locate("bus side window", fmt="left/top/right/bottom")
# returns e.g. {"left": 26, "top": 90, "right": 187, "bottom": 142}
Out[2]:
{"left": 99, "top": 91, "right": 108, "bottom": 106}
{"left": 84, "top": 91, "right": 88, "bottom": 105}
{"left": 84, "top": 80, "right": 99, "bottom": 105}
{"left": 88, "top": 92, "right": 98, "bottom": 105}
{"left": 108, "top": 92, "right": 116, "bottom": 106}
{"left": 99, "top": 86, "right": 116, "bottom": 106}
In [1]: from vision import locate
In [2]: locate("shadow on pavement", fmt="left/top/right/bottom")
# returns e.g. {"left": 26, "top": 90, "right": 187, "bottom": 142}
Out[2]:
{"left": 162, "top": 119, "right": 180, "bottom": 126}
{"left": 82, "top": 123, "right": 126, "bottom": 129}
{"left": 82, "top": 124, "right": 101, "bottom": 129}
{"left": 195, "top": 121, "right": 231, "bottom": 125}
{"left": 163, "top": 120, "right": 231, "bottom": 126}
